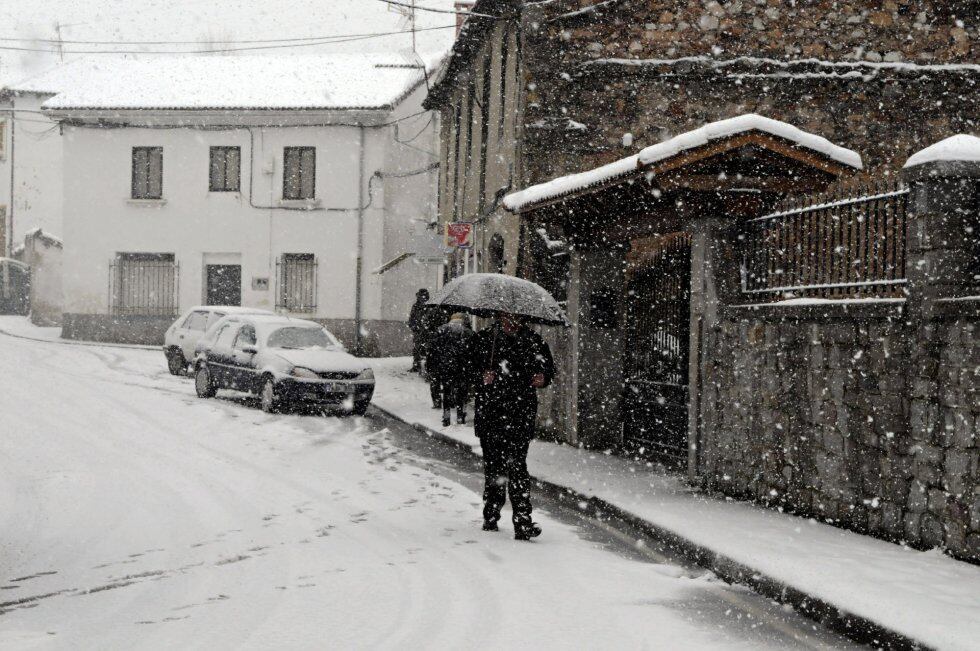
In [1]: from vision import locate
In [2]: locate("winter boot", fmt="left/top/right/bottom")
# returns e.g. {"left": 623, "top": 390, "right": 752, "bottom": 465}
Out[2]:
{"left": 514, "top": 523, "right": 542, "bottom": 541}
{"left": 456, "top": 411, "right": 466, "bottom": 425}
{"left": 482, "top": 520, "right": 499, "bottom": 532}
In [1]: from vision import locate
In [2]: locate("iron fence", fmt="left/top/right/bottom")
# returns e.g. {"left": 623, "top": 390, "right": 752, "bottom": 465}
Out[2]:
{"left": 109, "top": 254, "right": 179, "bottom": 317}
{"left": 276, "top": 254, "right": 318, "bottom": 312}
{"left": 739, "top": 182, "right": 910, "bottom": 300}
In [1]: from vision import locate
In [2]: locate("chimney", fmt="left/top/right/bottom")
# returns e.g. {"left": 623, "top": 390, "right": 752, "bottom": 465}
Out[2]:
{"left": 455, "top": 1, "right": 475, "bottom": 35}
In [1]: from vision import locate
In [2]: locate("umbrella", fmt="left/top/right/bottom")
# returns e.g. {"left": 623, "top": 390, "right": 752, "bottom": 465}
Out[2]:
{"left": 427, "top": 273, "right": 569, "bottom": 326}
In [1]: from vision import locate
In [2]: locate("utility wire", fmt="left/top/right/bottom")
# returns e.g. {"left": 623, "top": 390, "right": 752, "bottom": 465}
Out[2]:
{"left": 376, "top": 0, "right": 499, "bottom": 18}
{"left": 0, "top": 24, "right": 457, "bottom": 55}
{"left": 0, "top": 26, "right": 444, "bottom": 46}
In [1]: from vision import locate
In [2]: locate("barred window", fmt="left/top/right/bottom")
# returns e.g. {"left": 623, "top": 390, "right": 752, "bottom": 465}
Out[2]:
{"left": 111, "top": 253, "right": 178, "bottom": 316}
{"left": 283, "top": 147, "right": 315, "bottom": 200}
{"left": 209, "top": 146, "right": 241, "bottom": 192}
{"left": 277, "top": 253, "right": 317, "bottom": 312}
{"left": 132, "top": 147, "right": 163, "bottom": 199}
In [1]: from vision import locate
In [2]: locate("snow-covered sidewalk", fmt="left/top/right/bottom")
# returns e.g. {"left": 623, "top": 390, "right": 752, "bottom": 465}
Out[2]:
{"left": 370, "top": 357, "right": 980, "bottom": 651}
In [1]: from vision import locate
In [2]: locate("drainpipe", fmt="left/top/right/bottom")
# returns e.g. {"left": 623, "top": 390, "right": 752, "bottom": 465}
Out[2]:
{"left": 354, "top": 126, "right": 366, "bottom": 355}
{"left": 6, "top": 106, "right": 13, "bottom": 256}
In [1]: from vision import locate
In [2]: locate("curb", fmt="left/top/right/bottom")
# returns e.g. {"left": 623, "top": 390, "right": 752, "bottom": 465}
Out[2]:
{"left": 372, "top": 405, "right": 925, "bottom": 651}
{"left": 0, "top": 325, "right": 158, "bottom": 351}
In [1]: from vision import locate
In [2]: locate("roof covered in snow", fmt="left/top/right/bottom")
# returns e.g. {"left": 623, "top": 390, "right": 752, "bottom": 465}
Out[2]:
{"left": 904, "top": 134, "right": 980, "bottom": 169}
{"left": 503, "top": 114, "right": 863, "bottom": 212}
{"left": 10, "top": 54, "right": 443, "bottom": 111}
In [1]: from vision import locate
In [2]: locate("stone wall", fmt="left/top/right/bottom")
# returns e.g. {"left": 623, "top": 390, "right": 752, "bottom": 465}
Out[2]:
{"left": 700, "top": 304, "right": 979, "bottom": 561}
{"left": 519, "top": 0, "right": 979, "bottom": 186}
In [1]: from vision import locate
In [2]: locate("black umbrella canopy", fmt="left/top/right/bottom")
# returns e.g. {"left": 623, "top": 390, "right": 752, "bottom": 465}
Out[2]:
{"left": 427, "top": 273, "right": 569, "bottom": 326}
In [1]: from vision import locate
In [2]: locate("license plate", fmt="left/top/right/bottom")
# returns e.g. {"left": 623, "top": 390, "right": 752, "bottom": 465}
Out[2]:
{"left": 323, "top": 382, "right": 349, "bottom": 393}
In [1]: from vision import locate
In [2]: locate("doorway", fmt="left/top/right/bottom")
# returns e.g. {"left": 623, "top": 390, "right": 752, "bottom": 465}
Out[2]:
{"left": 621, "top": 233, "right": 692, "bottom": 466}
{"left": 206, "top": 264, "right": 241, "bottom": 306}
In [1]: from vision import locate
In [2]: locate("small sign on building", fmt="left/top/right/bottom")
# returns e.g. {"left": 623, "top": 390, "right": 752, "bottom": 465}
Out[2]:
{"left": 445, "top": 222, "right": 474, "bottom": 249}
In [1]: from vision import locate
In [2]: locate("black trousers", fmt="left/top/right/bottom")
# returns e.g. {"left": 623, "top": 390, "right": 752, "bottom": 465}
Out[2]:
{"left": 479, "top": 435, "right": 532, "bottom": 528}
{"left": 432, "top": 378, "right": 467, "bottom": 418}
{"left": 411, "top": 334, "right": 426, "bottom": 370}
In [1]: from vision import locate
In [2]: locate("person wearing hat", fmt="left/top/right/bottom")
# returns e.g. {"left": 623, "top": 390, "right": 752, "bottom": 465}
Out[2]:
{"left": 408, "top": 288, "right": 432, "bottom": 373}
{"left": 427, "top": 313, "right": 475, "bottom": 426}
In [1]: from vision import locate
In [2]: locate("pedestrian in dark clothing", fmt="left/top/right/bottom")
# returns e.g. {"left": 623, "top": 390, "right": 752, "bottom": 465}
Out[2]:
{"left": 427, "top": 313, "right": 475, "bottom": 427}
{"left": 408, "top": 289, "right": 431, "bottom": 372}
{"left": 469, "top": 312, "right": 555, "bottom": 540}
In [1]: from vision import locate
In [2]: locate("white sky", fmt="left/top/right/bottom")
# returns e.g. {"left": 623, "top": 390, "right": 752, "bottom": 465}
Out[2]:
{"left": 0, "top": 0, "right": 459, "bottom": 84}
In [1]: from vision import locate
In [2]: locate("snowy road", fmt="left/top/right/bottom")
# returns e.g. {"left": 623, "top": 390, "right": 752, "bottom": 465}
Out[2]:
{"left": 0, "top": 325, "right": 854, "bottom": 649}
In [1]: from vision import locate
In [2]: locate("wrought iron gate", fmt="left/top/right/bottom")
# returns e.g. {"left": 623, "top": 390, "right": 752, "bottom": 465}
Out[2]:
{"left": 622, "top": 233, "right": 692, "bottom": 465}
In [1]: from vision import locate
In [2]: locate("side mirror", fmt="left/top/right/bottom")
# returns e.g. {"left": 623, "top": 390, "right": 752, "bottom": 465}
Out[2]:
{"left": 242, "top": 345, "right": 258, "bottom": 355}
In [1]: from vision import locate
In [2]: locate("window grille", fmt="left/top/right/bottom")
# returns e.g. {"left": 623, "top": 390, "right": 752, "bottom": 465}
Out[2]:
{"left": 132, "top": 147, "right": 163, "bottom": 199}
{"left": 109, "top": 253, "right": 178, "bottom": 316}
{"left": 276, "top": 253, "right": 317, "bottom": 312}
{"left": 739, "top": 182, "right": 909, "bottom": 301}
{"left": 283, "top": 147, "right": 316, "bottom": 200}
{"left": 209, "top": 146, "right": 241, "bottom": 192}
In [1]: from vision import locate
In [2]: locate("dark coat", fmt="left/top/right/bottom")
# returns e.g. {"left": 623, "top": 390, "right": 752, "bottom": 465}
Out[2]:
{"left": 408, "top": 298, "right": 428, "bottom": 334}
{"left": 470, "top": 324, "right": 555, "bottom": 441}
{"left": 427, "top": 320, "right": 475, "bottom": 384}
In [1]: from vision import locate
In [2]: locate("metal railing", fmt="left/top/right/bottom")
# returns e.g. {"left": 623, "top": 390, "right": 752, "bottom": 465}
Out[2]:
{"left": 276, "top": 255, "right": 317, "bottom": 312}
{"left": 740, "top": 182, "right": 910, "bottom": 300}
{"left": 109, "top": 255, "right": 179, "bottom": 317}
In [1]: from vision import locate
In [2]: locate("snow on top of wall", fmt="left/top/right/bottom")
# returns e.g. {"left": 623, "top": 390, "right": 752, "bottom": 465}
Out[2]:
{"left": 23, "top": 227, "right": 63, "bottom": 248}
{"left": 904, "top": 134, "right": 980, "bottom": 169}
{"left": 504, "top": 113, "right": 861, "bottom": 212}
{"left": 582, "top": 55, "right": 980, "bottom": 76}
{"left": 18, "top": 54, "right": 442, "bottom": 111}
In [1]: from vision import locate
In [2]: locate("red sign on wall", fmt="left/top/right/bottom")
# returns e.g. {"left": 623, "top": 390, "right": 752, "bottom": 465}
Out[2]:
{"left": 445, "top": 222, "right": 474, "bottom": 249}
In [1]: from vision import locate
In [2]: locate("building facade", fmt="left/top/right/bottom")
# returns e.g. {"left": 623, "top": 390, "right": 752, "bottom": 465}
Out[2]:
{"left": 427, "top": 1, "right": 980, "bottom": 558}
{"left": 38, "top": 56, "right": 443, "bottom": 351}
{"left": 0, "top": 86, "right": 66, "bottom": 258}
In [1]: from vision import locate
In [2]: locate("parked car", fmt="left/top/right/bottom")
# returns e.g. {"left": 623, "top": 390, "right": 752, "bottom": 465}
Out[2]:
{"left": 193, "top": 315, "right": 374, "bottom": 415}
{"left": 163, "top": 306, "right": 274, "bottom": 375}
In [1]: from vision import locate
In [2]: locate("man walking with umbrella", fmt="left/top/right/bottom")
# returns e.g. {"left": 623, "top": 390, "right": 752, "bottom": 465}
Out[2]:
{"left": 470, "top": 312, "right": 555, "bottom": 540}
{"left": 427, "top": 273, "right": 566, "bottom": 540}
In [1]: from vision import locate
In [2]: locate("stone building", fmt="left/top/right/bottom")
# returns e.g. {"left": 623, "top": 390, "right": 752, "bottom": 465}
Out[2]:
{"left": 427, "top": 1, "right": 980, "bottom": 559}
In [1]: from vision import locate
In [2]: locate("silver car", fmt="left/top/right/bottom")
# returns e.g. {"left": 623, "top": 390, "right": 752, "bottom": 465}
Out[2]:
{"left": 193, "top": 315, "right": 375, "bottom": 415}
{"left": 163, "top": 306, "right": 274, "bottom": 375}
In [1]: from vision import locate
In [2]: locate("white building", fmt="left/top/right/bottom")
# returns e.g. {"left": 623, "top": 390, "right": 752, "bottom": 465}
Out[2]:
{"left": 37, "top": 55, "right": 443, "bottom": 353}
{"left": 0, "top": 75, "right": 67, "bottom": 257}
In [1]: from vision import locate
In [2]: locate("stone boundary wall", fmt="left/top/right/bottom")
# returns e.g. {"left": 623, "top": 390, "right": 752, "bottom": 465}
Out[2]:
{"left": 699, "top": 304, "right": 980, "bottom": 561}
{"left": 697, "top": 159, "right": 980, "bottom": 561}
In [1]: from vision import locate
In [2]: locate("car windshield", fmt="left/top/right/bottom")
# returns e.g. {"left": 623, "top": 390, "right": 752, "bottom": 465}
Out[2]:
{"left": 266, "top": 326, "right": 338, "bottom": 350}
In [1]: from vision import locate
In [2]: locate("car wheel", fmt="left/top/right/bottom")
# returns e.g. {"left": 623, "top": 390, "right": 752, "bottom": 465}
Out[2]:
{"left": 260, "top": 377, "right": 281, "bottom": 414}
{"left": 167, "top": 349, "right": 186, "bottom": 376}
{"left": 351, "top": 400, "right": 370, "bottom": 416}
{"left": 195, "top": 364, "right": 217, "bottom": 398}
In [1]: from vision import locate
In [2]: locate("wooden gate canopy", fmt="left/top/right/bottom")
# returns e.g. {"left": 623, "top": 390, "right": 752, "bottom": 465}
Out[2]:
{"left": 503, "top": 114, "right": 863, "bottom": 247}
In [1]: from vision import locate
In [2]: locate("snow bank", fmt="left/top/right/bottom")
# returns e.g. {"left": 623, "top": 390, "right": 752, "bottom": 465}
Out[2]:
{"left": 503, "top": 113, "right": 861, "bottom": 212}
{"left": 904, "top": 134, "right": 980, "bottom": 168}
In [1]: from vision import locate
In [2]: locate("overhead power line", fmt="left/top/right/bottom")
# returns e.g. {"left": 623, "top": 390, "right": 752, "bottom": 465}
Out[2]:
{"left": 0, "top": 24, "right": 457, "bottom": 55}
{"left": 376, "top": 0, "right": 499, "bottom": 19}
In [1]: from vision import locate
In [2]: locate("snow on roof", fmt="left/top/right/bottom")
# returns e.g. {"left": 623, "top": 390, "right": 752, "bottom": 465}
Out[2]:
{"left": 502, "top": 154, "right": 640, "bottom": 212}
{"left": 904, "top": 134, "right": 980, "bottom": 169}
{"left": 504, "top": 114, "right": 862, "bottom": 212}
{"left": 636, "top": 114, "right": 863, "bottom": 170}
{"left": 19, "top": 54, "right": 442, "bottom": 112}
